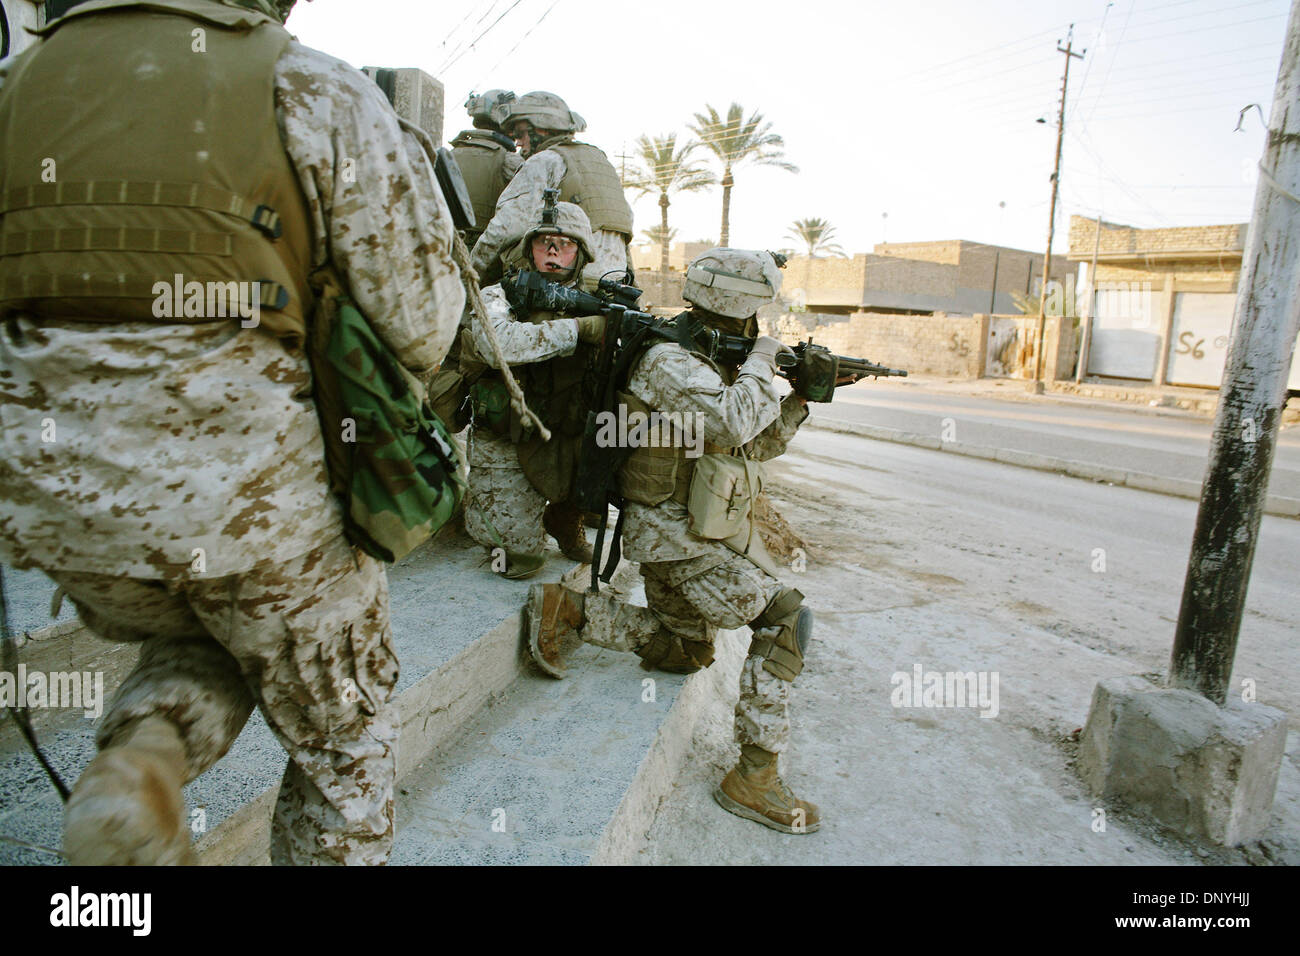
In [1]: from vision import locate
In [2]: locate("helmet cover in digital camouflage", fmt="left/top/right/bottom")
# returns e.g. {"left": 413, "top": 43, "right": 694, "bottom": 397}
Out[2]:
{"left": 464, "top": 89, "right": 516, "bottom": 127}
{"left": 503, "top": 201, "right": 595, "bottom": 278}
{"left": 492, "top": 91, "right": 586, "bottom": 135}
{"left": 683, "top": 248, "right": 782, "bottom": 320}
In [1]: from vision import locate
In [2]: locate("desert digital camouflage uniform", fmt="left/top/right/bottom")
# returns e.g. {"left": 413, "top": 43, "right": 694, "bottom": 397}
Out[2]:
{"left": 616, "top": 342, "right": 809, "bottom": 753}
{"left": 469, "top": 92, "right": 633, "bottom": 290}
{"left": 462, "top": 283, "right": 582, "bottom": 557}
{"left": 525, "top": 248, "right": 820, "bottom": 832}
{"left": 470, "top": 148, "right": 631, "bottom": 288}
{"left": 0, "top": 0, "right": 462, "bottom": 864}
{"left": 462, "top": 203, "right": 598, "bottom": 569}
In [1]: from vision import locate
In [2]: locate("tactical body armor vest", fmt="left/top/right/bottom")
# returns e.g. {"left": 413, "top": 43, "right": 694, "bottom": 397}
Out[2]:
{"left": 450, "top": 128, "right": 520, "bottom": 245}
{"left": 617, "top": 343, "right": 732, "bottom": 507}
{"left": 0, "top": 0, "right": 313, "bottom": 340}
{"left": 538, "top": 136, "right": 633, "bottom": 239}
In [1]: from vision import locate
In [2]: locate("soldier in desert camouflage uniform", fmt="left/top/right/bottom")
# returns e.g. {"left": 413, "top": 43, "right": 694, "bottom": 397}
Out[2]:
{"left": 461, "top": 201, "right": 604, "bottom": 578}
{"left": 470, "top": 91, "right": 633, "bottom": 294}
{"left": 450, "top": 90, "right": 523, "bottom": 250}
{"left": 466, "top": 91, "right": 634, "bottom": 558}
{"left": 0, "top": 0, "right": 462, "bottom": 864}
{"left": 525, "top": 249, "right": 822, "bottom": 834}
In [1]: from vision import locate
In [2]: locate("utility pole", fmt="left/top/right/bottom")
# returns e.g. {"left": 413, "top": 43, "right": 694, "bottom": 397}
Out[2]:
{"left": 1075, "top": 212, "right": 1103, "bottom": 384}
{"left": 1170, "top": 0, "right": 1300, "bottom": 705}
{"left": 989, "top": 200, "right": 1006, "bottom": 315}
{"left": 1031, "top": 25, "right": 1084, "bottom": 393}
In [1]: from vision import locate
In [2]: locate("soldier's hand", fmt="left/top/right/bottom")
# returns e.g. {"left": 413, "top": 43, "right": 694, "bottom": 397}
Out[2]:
{"left": 747, "top": 336, "right": 793, "bottom": 376}
{"left": 575, "top": 314, "right": 606, "bottom": 344}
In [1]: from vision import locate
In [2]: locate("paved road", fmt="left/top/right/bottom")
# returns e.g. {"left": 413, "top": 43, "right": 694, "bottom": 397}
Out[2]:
{"left": 641, "top": 427, "right": 1299, "bottom": 864}
{"left": 810, "top": 380, "right": 1300, "bottom": 498}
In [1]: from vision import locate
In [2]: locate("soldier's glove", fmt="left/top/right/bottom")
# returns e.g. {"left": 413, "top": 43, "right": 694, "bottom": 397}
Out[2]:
{"left": 575, "top": 314, "right": 606, "bottom": 344}
{"left": 746, "top": 336, "right": 793, "bottom": 377}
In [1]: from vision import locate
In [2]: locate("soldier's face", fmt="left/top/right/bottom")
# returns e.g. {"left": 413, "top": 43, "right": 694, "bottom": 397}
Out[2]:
{"left": 509, "top": 122, "right": 536, "bottom": 156}
{"left": 531, "top": 235, "right": 579, "bottom": 274}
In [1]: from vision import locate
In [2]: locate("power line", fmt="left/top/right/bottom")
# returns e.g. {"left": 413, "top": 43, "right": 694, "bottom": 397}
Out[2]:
{"left": 466, "top": 0, "right": 564, "bottom": 92}
{"left": 436, "top": 0, "right": 528, "bottom": 75}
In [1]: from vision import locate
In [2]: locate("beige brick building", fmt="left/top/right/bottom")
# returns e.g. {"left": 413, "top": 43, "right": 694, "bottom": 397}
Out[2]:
{"left": 782, "top": 240, "right": 1075, "bottom": 316}
{"left": 1064, "top": 216, "right": 1286, "bottom": 389}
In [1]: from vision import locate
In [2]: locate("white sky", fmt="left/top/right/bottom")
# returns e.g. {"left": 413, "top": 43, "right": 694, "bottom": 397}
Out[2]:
{"left": 286, "top": 0, "right": 1290, "bottom": 257}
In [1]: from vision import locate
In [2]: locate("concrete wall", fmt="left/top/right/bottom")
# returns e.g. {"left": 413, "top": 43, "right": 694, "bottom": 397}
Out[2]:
{"left": 767, "top": 311, "right": 988, "bottom": 378}
{"left": 629, "top": 240, "right": 714, "bottom": 274}
{"left": 782, "top": 240, "right": 1077, "bottom": 317}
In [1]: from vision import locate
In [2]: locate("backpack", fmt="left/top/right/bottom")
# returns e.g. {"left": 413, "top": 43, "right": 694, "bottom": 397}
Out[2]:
{"left": 309, "top": 268, "right": 466, "bottom": 563}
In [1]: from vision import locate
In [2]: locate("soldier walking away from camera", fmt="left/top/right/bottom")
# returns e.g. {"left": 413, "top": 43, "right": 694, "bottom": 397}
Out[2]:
{"left": 0, "top": 0, "right": 463, "bottom": 864}
{"left": 524, "top": 249, "right": 821, "bottom": 834}
{"left": 450, "top": 89, "right": 522, "bottom": 249}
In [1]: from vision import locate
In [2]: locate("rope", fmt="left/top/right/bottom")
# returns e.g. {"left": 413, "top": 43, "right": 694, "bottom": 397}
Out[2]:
{"left": 449, "top": 231, "right": 551, "bottom": 442}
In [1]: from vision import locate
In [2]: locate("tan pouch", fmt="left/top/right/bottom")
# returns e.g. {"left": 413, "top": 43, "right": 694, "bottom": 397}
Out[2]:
{"left": 686, "top": 452, "right": 764, "bottom": 540}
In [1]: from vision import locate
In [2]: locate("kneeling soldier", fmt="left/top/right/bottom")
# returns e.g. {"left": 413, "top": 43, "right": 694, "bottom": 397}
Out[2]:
{"left": 525, "top": 248, "right": 819, "bottom": 834}
{"left": 461, "top": 200, "right": 603, "bottom": 577}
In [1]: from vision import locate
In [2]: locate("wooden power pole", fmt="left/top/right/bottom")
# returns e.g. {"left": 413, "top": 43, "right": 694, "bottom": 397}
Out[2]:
{"left": 1031, "top": 26, "right": 1084, "bottom": 392}
{"left": 1170, "top": 0, "right": 1300, "bottom": 704}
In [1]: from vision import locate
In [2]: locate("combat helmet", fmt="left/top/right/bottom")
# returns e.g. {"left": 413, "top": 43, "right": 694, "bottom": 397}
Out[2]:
{"left": 492, "top": 91, "right": 587, "bottom": 135}
{"left": 464, "top": 89, "right": 516, "bottom": 130}
{"left": 503, "top": 198, "right": 595, "bottom": 279}
{"left": 683, "top": 248, "right": 783, "bottom": 322}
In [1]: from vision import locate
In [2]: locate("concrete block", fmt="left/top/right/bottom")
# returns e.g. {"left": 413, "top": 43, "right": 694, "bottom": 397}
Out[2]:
{"left": 1078, "top": 675, "right": 1287, "bottom": 846}
{"left": 361, "top": 67, "right": 444, "bottom": 142}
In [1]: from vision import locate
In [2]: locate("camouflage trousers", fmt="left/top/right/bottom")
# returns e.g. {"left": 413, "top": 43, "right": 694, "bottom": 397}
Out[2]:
{"left": 464, "top": 427, "right": 546, "bottom": 555}
{"left": 582, "top": 551, "right": 793, "bottom": 754}
{"left": 47, "top": 533, "right": 399, "bottom": 866}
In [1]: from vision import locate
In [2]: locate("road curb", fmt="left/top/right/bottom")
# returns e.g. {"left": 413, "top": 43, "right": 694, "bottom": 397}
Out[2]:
{"left": 806, "top": 416, "right": 1300, "bottom": 519}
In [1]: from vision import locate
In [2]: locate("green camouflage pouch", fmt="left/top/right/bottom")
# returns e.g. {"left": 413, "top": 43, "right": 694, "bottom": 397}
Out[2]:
{"left": 469, "top": 377, "right": 512, "bottom": 436}
{"left": 310, "top": 269, "right": 466, "bottom": 563}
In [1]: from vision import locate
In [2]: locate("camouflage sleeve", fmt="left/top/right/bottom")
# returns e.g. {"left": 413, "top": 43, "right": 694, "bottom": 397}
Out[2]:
{"left": 470, "top": 151, "right": 566, "bottom": 276}
{"left": 501, "top": 150, "right": 525, "bottom": 185}
{"left": 629, "top": 344, "right": 782, "bottom": 449}
{"left": 275, "top": 43, "right": 464, "bottom": 372}
{"left": 469, "top": 284, "right": 580, "bottom": 367}
{"left": 747, "top": 392, "right": 809, "bottom": 461}
{"left": 583, "top": 229, "right": 632, "bottom": 290}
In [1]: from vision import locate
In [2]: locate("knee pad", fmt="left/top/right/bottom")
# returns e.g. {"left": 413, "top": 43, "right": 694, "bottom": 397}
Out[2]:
{"left": 748, "top": 587, "right": 812, "bottom": 681}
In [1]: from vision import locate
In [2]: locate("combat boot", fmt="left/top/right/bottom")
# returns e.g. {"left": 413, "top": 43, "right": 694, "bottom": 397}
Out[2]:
{"left": 503, "top": 550, "right": 546, "bottom": 580}
{"left": 543, "top": 501, "right": 594, "bottom": 564}
{"left": 64, "top": 716, "right": 197, "bottom": 865}
{"left": 525, "top": 583, "right": 586, "bottom": 678}
{"left": 713, "top": 745, "right": 820, "bottom": 835}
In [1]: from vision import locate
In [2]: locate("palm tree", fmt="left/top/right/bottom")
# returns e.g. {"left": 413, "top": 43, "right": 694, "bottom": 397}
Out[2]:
{"left": 641, "top": 224, "right": 678, "bottom": 247}
{"left": 625, "top": 133, "right": 715, "bottom": 275}
{"left": 689, "top": 103, "right": 797, "bottom": 246}
{"left": 787, "top": 217, "right": 846, "bottom": 258}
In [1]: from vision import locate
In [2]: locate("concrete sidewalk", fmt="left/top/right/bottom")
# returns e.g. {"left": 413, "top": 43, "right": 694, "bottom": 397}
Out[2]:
{"left": 881, "top": 372, "right": 1300, "bottom": 423}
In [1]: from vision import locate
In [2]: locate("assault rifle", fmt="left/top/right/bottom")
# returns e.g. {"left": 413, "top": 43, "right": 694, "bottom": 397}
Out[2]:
{"left": 504, "top": 270, "right": 908, "bottom": 590}
{"left": 690, "top": 327, "right": 907, "bottom": 402}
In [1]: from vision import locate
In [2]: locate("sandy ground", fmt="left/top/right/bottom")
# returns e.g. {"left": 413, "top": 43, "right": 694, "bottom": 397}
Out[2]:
{"left": 637, "top": 428, "right": 1300, "bottom": 865}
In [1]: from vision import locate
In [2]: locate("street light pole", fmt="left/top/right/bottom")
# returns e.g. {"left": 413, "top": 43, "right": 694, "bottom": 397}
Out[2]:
{"left": 1031, "top": 26, "right": 1084, "bottom": 393}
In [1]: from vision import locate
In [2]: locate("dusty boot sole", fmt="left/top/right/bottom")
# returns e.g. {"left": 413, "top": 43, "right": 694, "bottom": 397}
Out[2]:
{"left": 525, "top": 584, "right": 583, "bottom": 680}
{"left": 712, "top": 785, "right": 822, "bottom": 835}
